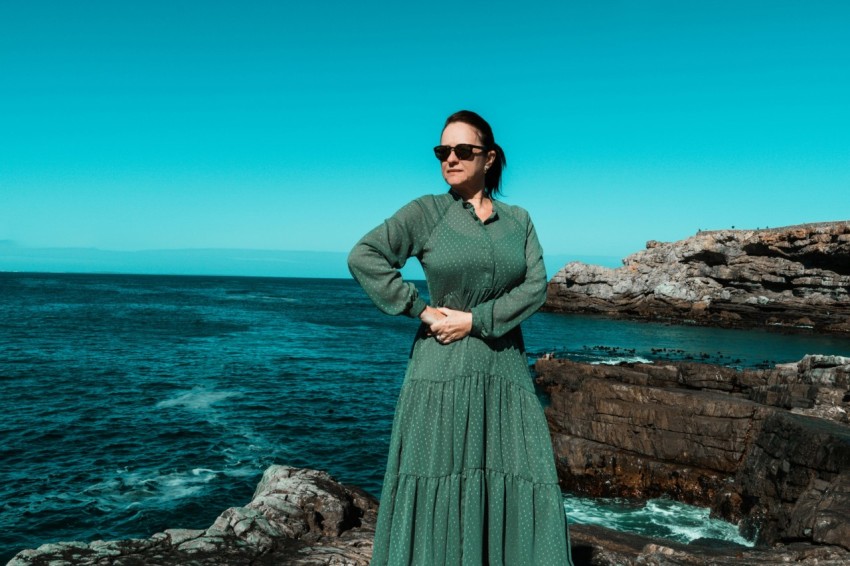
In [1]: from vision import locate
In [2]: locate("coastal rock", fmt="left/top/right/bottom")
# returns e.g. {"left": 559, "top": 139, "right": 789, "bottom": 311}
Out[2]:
{"left": 545, "top": 221, "right": 850, "bottom": 333}
{"left": 569, "top": 523, "right": 850, "bottom": 565}
{"left": 8, "top": 465, "right": 378, "bottom": 566}
{"left": 535, "top": 354, "right": 850, "bottom": 551}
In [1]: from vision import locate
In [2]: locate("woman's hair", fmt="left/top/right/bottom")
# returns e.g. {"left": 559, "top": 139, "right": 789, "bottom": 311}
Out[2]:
{"left": 443, "top": 110, "right": 507, "bottom": 198}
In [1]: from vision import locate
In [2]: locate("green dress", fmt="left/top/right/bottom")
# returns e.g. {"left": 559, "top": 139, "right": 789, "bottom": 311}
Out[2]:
{"left": 348, "top": 189, "right": 573, "bottom": 565}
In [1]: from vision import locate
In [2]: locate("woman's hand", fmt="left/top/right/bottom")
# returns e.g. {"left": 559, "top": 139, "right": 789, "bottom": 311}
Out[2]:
{"left": 429, "top": 307, "right": 472, "bottom": 344}
{"left": 419, "top": 305, "right": 446, "bottom": 329}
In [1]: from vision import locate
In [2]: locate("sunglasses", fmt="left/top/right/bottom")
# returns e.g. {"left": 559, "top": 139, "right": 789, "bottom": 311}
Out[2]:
{"left": 433, "top": 144, "right": 488, "bottom": 161}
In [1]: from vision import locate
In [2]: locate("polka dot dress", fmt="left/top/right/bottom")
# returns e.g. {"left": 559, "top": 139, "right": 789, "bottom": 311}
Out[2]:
{"left": 348, "top": 189, "right": 574, "bottom": 565}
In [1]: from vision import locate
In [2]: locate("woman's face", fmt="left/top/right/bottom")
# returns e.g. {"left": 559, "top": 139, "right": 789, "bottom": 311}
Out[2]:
{"left": 439, "top": 122, "right": 495, "bottom": 193}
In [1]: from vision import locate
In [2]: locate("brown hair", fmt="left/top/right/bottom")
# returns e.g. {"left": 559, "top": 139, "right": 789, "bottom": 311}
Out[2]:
{"left": 443, "top": 110, "right": 507, "bottom": 198}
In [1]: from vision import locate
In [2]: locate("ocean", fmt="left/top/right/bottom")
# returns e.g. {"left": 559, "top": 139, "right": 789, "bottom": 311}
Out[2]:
{"left": 3, "top": 272, "right": 850, "bottom": 562}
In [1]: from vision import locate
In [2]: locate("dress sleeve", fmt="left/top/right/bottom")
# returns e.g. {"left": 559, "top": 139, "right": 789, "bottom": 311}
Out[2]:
{"left": 469, "top": 210, "right": 547, "bottom": 339}
{"left": 347, "top": 198, "right": 430, "bottom": 318}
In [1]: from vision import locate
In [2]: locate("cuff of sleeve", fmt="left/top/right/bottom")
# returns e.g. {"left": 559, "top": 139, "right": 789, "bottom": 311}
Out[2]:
{"left": 470, "top": 303, "right": 490, "bottom": 338}
{"left": 407, "top": 297, "right": 427, "bottom": 318}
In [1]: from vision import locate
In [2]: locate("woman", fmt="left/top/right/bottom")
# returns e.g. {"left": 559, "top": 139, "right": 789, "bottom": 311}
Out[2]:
{"left": 348, "top": 110, "right": 573, "bottom": 565}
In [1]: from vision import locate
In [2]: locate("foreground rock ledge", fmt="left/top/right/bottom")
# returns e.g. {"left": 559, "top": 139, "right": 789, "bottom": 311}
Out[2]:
{"left": 10, "top": 462, "right": 850, "bottom": 565}
{"left": 8, "top": 466, "right": 378, "bottom": 566}
{"left": 545, "top": 221, "right": 850, "bottom": 333}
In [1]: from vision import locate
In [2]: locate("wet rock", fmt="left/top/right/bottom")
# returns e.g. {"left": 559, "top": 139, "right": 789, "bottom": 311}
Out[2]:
{"left": 570, "top": 523, "right": 850, "bottom": 565}
{"left": 536, "top": 355, "right": 850, "bottom": 551}
{"left": 546, "top": 222, "right": 850, "bottom": 333}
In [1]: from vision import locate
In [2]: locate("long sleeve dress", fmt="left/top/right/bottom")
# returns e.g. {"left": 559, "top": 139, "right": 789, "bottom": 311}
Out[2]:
{"left": 348, "top": 188, "right": 573, "bottom": 566}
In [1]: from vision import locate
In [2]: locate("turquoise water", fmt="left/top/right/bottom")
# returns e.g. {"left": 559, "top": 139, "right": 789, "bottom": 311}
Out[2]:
{"left": 564, "top": 494, "right": 753, "bottom": 547}
{"left": 1, "top": 272, "right": 848, "bottom": 561}
{"left": 523, "top": 310, "right": 850, "bottom": 368}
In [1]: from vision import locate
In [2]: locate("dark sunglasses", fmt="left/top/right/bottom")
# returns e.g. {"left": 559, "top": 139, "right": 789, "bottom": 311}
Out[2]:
{"left": 433, "top": 144, "right": 488, "bottom": 161}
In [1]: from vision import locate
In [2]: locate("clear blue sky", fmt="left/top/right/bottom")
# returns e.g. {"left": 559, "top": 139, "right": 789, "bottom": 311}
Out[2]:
{"left": 2, "top": 1, "right": 848, "bottom": 277}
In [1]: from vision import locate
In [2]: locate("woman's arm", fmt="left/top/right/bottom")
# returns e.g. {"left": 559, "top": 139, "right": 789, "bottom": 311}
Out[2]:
{"left": 468, "top": 210, "right": 547, "bottom": 340}
{"left": 347, "top": 199, "right": 431, "bottom": 318}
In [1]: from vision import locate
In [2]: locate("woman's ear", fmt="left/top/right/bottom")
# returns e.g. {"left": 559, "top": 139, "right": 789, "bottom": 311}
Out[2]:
{"left": 486, "top": 149, "right": 497, "bottom": 170}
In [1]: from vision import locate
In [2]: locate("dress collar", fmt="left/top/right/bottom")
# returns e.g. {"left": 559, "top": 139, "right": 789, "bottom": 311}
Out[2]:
{"left": 447, "top": 188, "right": 499, "bottom": 223}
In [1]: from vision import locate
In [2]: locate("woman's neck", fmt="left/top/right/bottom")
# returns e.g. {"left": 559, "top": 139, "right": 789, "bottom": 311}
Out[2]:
{"left": 451, "top": 185, "right": 487, "bottom": 203}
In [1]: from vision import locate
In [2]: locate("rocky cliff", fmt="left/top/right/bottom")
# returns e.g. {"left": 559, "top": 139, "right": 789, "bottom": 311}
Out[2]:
{"left": 535, "top": 354, "right": 850, "bottom": 554}
{"left": 546, "top": 222, "right": 850, "bottom": 333}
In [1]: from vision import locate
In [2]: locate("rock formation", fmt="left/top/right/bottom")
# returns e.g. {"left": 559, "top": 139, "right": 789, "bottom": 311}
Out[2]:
{"left": 7, "top": 466, "right": 378, "bottom": 566}
{"left": 535, "top": 354, "right": 850, "bottom": 553}
{"left": 546, "top": 222, "right": 850, "bottom": 333}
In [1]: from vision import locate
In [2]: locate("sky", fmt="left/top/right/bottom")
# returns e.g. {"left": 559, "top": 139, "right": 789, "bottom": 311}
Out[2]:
{"left": 2, "top": 1, "right": 848, "bottom": 278}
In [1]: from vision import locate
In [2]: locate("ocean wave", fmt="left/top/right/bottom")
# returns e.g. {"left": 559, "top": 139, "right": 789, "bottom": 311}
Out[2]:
{"left": 79, "top": 465, "right": 257, "bottom": 512}
{"left": 155, "top": 388, "right": 241, "bottom": 411}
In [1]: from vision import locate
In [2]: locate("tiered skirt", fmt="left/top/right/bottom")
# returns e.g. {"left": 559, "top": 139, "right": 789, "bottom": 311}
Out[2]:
{"left": 371, "top": 332, "right": 572, "bottom": 565}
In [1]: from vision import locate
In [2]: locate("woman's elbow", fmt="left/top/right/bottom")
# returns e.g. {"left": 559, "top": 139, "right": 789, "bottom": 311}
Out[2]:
{"left": 347, "top": 243, "right": 369, "bottom": 279}
{"left": 531, "top": 276, "right": 548, "bottom": 311}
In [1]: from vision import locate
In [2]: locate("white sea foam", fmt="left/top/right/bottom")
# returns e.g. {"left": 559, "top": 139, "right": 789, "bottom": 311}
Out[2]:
{"left": 156, "top": 388, "right": 240, "bottom": 410}
{"left": 590, "top": 356, "right": 653, "bottom": 365}
{"left": 82, "top": 467, "right": 225, "bottom": 510}
{"left": 644, "top": 498, "right": 678, "bottom": 517}
{"left": 563, "top": 495, "right": 754, "bottom": 547}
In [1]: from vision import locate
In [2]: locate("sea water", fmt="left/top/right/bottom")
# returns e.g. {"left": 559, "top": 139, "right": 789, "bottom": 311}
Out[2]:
{"left": 563, "top": 494, "right": 755, "bottom": 547}
{"left": 2, "top": 272, "right": 849, "bottom": 561}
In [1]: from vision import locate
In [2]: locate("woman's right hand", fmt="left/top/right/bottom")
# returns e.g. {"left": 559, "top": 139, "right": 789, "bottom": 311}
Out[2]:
{"left": 419, "top": 306, "right": 446, "bottom": 330}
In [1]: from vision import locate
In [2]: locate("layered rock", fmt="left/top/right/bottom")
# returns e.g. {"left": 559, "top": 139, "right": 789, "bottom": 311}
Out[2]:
{"left": 8, "top": 466, "right": 378, "bottom": 566}
{"left": 535, "top": 354, "right": 850, "bottom": 551}
{"left": 546, "top": 222, "right": 850, "bottom": 333}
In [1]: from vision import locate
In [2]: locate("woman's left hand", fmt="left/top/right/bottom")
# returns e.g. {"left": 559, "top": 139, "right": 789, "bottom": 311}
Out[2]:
{"left": 429, "top": 307, "right": 472, "bottom": 344}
